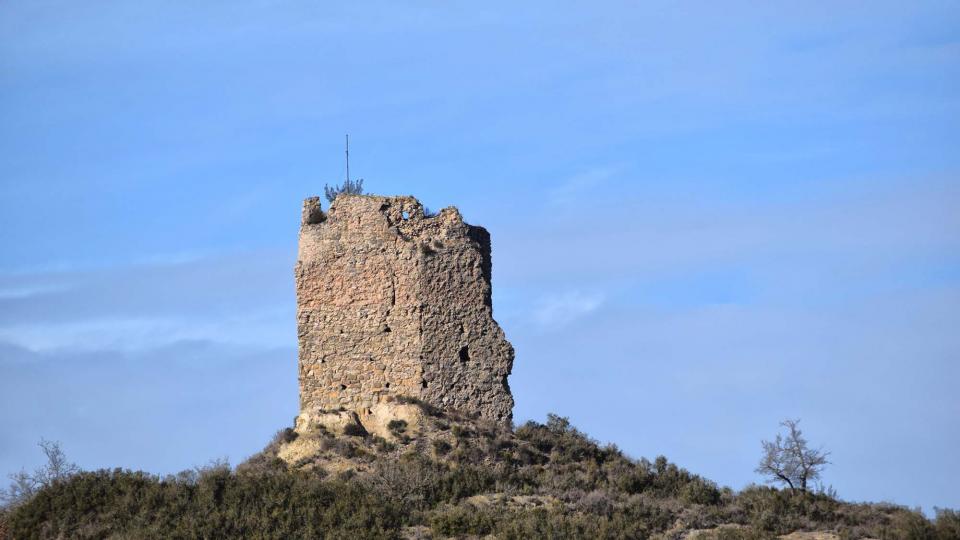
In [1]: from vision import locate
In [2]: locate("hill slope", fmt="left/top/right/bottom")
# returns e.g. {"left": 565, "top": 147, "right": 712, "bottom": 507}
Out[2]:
{"left": 2, "top": 400, "right": 958, "bottom": 539}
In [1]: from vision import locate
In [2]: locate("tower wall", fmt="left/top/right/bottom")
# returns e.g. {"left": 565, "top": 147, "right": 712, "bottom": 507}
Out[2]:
{"left": 295, "top": 194, "right": 514, "bottom": 423}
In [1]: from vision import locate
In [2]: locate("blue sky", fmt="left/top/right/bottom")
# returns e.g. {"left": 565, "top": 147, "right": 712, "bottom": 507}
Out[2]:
{"left": 1, "top": 1, "right": 958, "bottom": 513}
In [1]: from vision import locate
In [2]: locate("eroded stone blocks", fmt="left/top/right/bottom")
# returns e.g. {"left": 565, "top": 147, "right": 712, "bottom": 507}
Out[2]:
{"left": 295, "top": 194, "right": 514, "bottom": 424}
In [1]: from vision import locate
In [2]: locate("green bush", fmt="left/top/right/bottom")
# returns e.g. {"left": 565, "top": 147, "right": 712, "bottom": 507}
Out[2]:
{"left": 7, "top": 413, "right": 955, "bottom": 539}
{"left": 324, "top": 178, "right": 364, "bottom": 203}
{"left": 432, "top": 439, "right": 452, "bottom": 456}
{"left": 934, "top": 508, "right": 960, "bottom": 539}
{"left": 343, "top": 423, "right": 368, "bottom": 437}
{"left": 7, "top": 468, "right": 402, "bottom": 539}
{"left": 386, "top": 420, "right": 407, "bottom": 435}
{"left": 430, "top": 503, "right": 498, "bottom": 536}
{"left": 681, "top": 477, "right": 723, "bottom": 505}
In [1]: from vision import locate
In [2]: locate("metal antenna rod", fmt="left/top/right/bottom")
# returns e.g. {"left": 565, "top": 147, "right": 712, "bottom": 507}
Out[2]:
{"left": 345, "top": 134, "right": 350, "bottom": 183}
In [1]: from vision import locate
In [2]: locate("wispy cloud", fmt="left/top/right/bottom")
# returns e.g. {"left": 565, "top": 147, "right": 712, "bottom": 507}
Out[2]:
{"left": 532, "top": 290, "right": 604, "bottom": 329}
{"left": 497, "top": 173, "right": 960, "bottom": 283}
{"left": 547, "top": 166, "right": 625, "bottom": 207}
{"left": 0, "top": 250, "right": 295, "bottom": 351}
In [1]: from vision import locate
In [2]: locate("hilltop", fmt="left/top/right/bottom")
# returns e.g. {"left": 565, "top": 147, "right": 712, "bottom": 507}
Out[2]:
{"left": 3, "top": 399, "right": 958, "bottom": 539}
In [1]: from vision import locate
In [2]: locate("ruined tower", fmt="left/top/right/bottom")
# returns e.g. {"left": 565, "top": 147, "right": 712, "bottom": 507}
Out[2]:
{"left": 295, "top": 194, "right": 514, "bottom": 424}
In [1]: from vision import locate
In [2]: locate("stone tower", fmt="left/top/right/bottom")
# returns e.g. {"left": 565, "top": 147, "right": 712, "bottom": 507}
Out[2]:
{"left": 295, "top": 194, "right": 514, "bottom": 424}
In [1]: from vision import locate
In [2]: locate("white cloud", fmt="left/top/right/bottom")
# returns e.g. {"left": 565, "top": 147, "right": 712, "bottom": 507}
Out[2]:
{"left": 547, "top": 166, "right": 624, "bottom": 207}
{"left": 0, "top": 250, "right": 295, "bottom": 352}
{"left": 532, "top": 290, "right": 604, "bottom": 329}
{"left": 0, "top": 311, "right": 293, "bottom": 353}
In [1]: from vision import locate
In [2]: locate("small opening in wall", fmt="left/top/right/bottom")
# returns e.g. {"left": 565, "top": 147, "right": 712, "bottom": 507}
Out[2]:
{"left": 401, "top": 210, "right": 410, "bottom": 220}
{"left": 458, "top": 346, "right": 470, "bottom": 363}
{"left": 385, "top": 382, "right": 391, "bottom": 389}
{"left": 421, "top": 380, "right": 428, "bottom": 389}
{"left": 383, "top": 325, "right": 391, "bottom": 333}
{"left": 340, "top": 384, "right": 347, "bottom": 391}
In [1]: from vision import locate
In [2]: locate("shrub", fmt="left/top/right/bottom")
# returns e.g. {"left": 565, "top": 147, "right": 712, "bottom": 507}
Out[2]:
{"left": 577, "top": 490, "right": 614, "bottom": 516}
{"left": 430, "top": 503, "right": 498, "bottom": 536}
{"left": 681, "top": 477, "right": 722, "bottom": 506}
{"left": 432, "top": 439, "right": 452, "bottom": 456}
{"left": 486, "top": 503, "right": 670, "bottom": 540}
{"left": 324, "top": 178, "right": 364, "bottom": 203}
{"left": 435, "top": 464, "right": 497, "bottom": 502}
{"left": 387, "top": 420, "right": 408, "bottom": 436}
{"left": 7, "top": 469, "right": 403, "bottom": 539}
{"left": 0, "top": 439, "right": 79, "bottom": 510}
{"left": 371, "top": 436, "right": 396, "bottom": 453}
{"left": 343, "top": 423, "right": 368, "bottom": 437}
{"left": 275, "top": 428, "right": 298, "bottom": 444}
{"left": 934, "top": 507, "right": 960, "bottom": 539}
{"left": 733, "top": 485, "right": 840, "bottom": 534}
{"left": 879, "top": 508, "right": 937, "bottom": 539}
{"left": 451, "top": 425, "right": 472, "bottom": 440}
{"left": 321, "top": 437, "right": 367, "bottom": 460}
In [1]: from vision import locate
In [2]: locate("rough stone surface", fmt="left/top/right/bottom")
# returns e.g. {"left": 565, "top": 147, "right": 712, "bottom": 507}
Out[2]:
{"left": 295, "top": 194, "right": 514, "bottom": 424}
{"left": 294, "top": 409, "right": 363, "bottom": 436}
{"left": 359, "top": 401, "right": 426, "bottom": 441}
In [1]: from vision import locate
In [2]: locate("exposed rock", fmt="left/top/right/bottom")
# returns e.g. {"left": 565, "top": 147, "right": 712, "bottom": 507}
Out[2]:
{"left": 294, "top": 408, "right": 363, "bottom": 437}
{"left": 268, "top": 396, "right": 511, "bottom": 472}
{"left": 358, "top": 400, "right": 426, "bottom": 441}
{"left": 295, "top": 194, "right": 514, "bottom": 426}
{"left": 301, "top": 196, "right": 326, "bottom": 224}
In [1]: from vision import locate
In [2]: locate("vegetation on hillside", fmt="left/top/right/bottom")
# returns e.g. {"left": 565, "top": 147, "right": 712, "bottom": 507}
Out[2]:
{"left": 2, "top": 407, "right": 958, "bottom": 539}
{"left": 0, "top": 439, "right": 78, "bottom": 510}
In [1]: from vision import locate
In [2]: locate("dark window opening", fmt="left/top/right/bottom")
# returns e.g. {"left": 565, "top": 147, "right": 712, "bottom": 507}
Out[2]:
{"left": 339, "top": 384, "right": 347, "bottom": 391}
{"left": 421, "top": 380, "right": 428, "bottom": 389}
{"left": 458, "top": 346, "right": 470, "bottom": 363}
{"left": 385, "top": 382, "right": 391, "bottom": 389}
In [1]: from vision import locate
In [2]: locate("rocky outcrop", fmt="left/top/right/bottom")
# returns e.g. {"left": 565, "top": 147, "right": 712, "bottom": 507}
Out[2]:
{"left": 295, "top": 194, "right": 514, "bottom": 428}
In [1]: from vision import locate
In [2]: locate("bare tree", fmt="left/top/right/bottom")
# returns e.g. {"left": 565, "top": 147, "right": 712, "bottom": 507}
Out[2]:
{"left": 1, "top": 439, "right": 79, "bottom": 509}
{"left": 33, "top": 439, "right": 79, "bottom": 485}
{"left": 0, "top": 470, "right": 39, "bottom": 508}
{"left": 756, "top": 419, "right": 829, "bottom": 493}
{"left": 323, "top": 178, "right": 364, "bottom": 203}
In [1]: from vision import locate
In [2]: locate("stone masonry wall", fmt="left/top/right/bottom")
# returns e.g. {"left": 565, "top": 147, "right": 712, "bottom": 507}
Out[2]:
{"left": 295, "top": 194, "right": 514, "bottom": 424}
